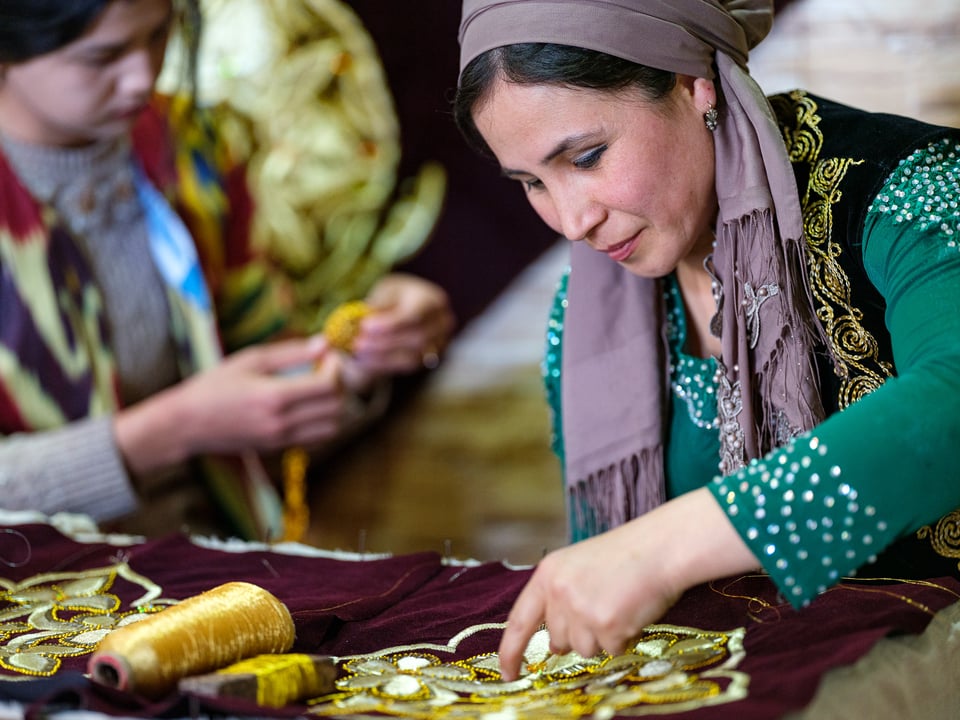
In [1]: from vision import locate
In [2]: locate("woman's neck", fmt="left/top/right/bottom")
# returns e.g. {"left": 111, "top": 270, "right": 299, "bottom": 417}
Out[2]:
{"left": 674, "top": 233, "right": 721, "bottom": 359}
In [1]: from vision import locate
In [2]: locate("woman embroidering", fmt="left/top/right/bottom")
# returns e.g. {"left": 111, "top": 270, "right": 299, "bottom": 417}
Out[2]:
{"left": 454, "top": 0, "right": 960, "bottom": 682}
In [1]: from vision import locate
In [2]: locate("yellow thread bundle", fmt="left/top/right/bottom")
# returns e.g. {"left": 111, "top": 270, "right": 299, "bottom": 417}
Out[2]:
{"left": 279, "top": 299, "right": 372, "bottom": 542}
{"left": 220, "top": 654, "right": 328, "bottom": 707}
{"left": 88, "top": 582, "right": 295, "bottom": 699}
{"left": 280, "top": 447, "right": 310, "bottom": 542}
{"left": 180, "top": 653, "right": 337, "bottom": 707}
{"left": 322, "top": 300, "right": 371, "bottom": 353}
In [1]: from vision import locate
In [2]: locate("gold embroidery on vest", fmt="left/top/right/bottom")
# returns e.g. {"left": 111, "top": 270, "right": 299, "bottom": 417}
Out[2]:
{"left": 917, "top": 511, "right": 960, "bottom": 569}
{"left": 775, "top": 91, "right": 956, "bottom": 567}
{"left": 773, "top": 91, "right": 893, "bottom": 410}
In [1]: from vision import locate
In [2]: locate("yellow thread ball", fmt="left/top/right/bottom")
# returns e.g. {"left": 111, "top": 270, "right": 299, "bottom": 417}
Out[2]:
{"left": 322, "top": 301, "right": 371, "bottom": 353}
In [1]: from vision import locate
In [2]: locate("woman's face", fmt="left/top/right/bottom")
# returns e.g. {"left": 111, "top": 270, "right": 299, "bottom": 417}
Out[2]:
{"left": 0, "top": 0, "right": 174, "bottom": 147}
{"left": 473, "top": 75, "right": 719, "bottom": 278}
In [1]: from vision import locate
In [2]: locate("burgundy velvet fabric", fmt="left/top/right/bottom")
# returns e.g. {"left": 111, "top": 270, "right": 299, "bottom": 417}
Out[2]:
{"left": 1, "top": 522, "right": 957, "bottom": 718}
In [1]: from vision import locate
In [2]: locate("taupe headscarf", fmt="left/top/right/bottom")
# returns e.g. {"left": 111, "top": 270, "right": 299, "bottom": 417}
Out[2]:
{"left": 459, "top": 0, "right": 826, "bottom": 534}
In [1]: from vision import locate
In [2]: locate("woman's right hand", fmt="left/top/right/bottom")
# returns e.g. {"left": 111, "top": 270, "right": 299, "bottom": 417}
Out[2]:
{"left": 114, "top": 336, "right": 349, "bottom": 474}
{"left": 496, "top": 488, "right": 761, "bottom": 681}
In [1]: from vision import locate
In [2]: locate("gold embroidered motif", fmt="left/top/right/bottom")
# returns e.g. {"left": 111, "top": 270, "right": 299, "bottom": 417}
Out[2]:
{"left": 917, "top": 511, "right": 960, "bottom": 570}
{"left": 772, "top": 91, "right": 893, "bottom": 411}
{"left": 0, "top": 563, "right": 169, "bottom": 677}
{"left": 307, "top": 622, "right": 748, "bottom": 718}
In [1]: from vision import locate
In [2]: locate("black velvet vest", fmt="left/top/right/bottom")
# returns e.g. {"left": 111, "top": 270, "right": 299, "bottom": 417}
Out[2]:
{"left": 771, "top": 90, "right": 960, "bottom": 580}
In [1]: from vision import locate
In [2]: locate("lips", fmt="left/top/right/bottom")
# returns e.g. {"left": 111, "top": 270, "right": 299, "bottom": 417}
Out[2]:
{"left": 115, "top": 104, "right": 148, "bottom": 121}
{"left": 603, "top": 235, "right": 638, "bottom": 263}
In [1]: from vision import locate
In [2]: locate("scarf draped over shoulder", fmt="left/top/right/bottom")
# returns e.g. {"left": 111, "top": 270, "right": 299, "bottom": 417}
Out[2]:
{"left": 459, "top": 0, "right": 827, "bottom": 535}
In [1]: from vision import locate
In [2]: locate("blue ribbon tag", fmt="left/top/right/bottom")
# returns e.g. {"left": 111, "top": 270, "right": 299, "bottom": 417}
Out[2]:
{"left": 133, "top": 165, "right": 211, "bottom": 312}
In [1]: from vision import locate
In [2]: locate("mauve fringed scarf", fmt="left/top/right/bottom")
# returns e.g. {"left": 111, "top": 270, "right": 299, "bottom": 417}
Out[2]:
{"left": 459, "top": 0, "right": 828, "bottom": 537}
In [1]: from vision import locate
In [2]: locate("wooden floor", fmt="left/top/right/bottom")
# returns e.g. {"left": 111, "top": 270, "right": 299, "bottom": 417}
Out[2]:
{"left": 301, "top": 0, "right": 960, "bottom": 564}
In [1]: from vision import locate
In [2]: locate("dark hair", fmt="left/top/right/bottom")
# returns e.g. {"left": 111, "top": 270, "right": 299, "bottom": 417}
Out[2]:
{"left": 0, "top": 1, "right": 115, "bottom": 62}
{"left": 454, "top": 43, "right": 677, "bottom": 156}
{"left": 0, "top": 0, "right": 202, "bottom": 95}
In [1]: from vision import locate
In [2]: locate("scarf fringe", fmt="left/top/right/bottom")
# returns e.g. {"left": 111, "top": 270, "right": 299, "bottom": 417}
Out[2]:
{"left": 719, "top": 209, "right": 827, "bottom": 460}
{"left": 567, "top": 447, "right": 665, "bottom": 542}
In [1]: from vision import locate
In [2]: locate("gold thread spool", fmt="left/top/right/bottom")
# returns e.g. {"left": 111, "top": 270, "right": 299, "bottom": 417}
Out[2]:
{"left": 279, "top": 300, "right": 372, "bottom": 542}
{"left": 88, "top": 582, "right": 295, "bottom": 699}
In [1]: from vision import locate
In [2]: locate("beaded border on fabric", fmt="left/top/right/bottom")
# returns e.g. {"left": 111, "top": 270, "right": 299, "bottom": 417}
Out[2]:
{"left": 665, "top": 276, "right": 721, "bottom": 431}
{"left": 0, "top": 563, "right": 168, "bottom": 677}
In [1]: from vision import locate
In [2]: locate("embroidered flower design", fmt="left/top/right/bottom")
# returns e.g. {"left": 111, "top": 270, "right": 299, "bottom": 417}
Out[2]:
{"left": 0, "top": 564, "right": 165, "bottom": 677}
{"left": 310, "top": 623, "right": 748, "bottom": 718}
{"left": 742, "top": 281, "right": 780, "bottom": 349}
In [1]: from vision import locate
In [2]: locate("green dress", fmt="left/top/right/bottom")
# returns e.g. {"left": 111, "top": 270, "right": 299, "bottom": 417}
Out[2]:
{"left": 544, "top": 137, "right": 960, "bottom": 603}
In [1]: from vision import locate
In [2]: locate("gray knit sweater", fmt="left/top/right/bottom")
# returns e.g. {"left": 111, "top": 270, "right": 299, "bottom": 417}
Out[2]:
{"left": 0, "top": 134, "right": 192, "bottom": 529}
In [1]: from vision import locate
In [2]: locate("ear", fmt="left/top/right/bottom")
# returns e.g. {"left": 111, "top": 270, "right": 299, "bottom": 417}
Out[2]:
{"left": 691, "top": 77, "right": 717, "bottom": 113}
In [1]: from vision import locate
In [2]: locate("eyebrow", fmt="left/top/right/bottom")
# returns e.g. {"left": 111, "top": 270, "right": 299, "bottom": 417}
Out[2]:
{"left": 500, "top": 132, "right": 599, "bottom": 178}
{"left": 72, "top": 8, "right": 173, "bottom": 57}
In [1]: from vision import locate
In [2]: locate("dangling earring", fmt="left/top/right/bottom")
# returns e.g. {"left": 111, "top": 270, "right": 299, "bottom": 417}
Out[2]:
{"left": 704, "top": 104, "right": 719, "bottom": 132}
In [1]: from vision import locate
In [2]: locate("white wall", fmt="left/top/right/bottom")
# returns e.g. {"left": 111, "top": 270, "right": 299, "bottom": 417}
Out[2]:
{"left": 751, "top": 0, "right": 960, "bottom": 127}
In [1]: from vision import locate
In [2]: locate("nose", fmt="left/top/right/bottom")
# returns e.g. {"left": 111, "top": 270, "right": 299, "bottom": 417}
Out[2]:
{"left": 118, "top": 47, "right": 161, "bottom": 100}
{"left": 553, "top": 189, "right": 605, "bottom": 242}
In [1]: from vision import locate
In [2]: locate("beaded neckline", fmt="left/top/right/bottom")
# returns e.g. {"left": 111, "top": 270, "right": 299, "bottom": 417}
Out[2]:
{"left": 665, "top": 275, "right": 721, "bottom": 430}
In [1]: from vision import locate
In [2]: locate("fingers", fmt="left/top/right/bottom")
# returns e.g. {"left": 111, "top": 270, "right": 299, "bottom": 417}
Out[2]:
{"left": 358, "top": 305, "right": 452, "bottom": 343}
{"left": 236, "top": 335, "right": 330, "bottom": 376}
{"left": 498, "top": 582, "right": 546, "bottom": 681}
{"left": 354, "top": 303, "right": 455, "bottom": 372}
{"left": 568, "top": 626, "right": 601, "bottom": 660}
{"left": 353, "top": 340, "right": 439, "bottom": 375}
{"left": 355, "top": 275, "right": 455, "bottom": 373}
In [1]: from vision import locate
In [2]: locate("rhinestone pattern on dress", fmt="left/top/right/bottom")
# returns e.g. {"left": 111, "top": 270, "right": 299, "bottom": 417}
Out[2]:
{"left": 543, "top": 267, "right": 570, "bottom": 461}
{"left": 712, "top": 432, "right": 893, "bottom": 605}
{"left": 709, "top": 139, "right": 960, "bottom": 605}
{"left": 868, "top": 138, "right": 959, "bottom": 242}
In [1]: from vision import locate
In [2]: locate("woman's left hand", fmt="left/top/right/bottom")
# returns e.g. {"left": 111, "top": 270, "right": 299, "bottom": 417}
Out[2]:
{"left": 497, "top": 488, "right": 760, "bottom": 681}
{"left": 351, "top": 272, "right": 455, "bottom": 376}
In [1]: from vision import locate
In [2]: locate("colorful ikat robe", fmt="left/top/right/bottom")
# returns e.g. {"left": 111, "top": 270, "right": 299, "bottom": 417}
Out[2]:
{"left": 0, "top": 94, "right": 288, "bottom": 540}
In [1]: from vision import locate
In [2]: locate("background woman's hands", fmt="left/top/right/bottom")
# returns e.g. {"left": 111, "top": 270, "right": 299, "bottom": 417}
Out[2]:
{"left": 497, "top": 488, "right": 761, "bottom": 681}
{"left": 114, "top": 335, "right": 350, "bottom": 474}
{"left": 115, "top": 272, "right": 454, "bottom": 476}
{"left": 350, "top": 272, "right": 455, "bottom": 377}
